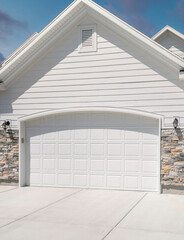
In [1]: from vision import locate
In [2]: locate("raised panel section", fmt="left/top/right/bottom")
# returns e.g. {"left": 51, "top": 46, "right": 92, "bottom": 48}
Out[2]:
{"left": 26, "top": 112, "right": 159, "bottom": 191}
{"left": 90, "top": 175, "right": 105, "bottom": 187}
{"left": 91, "top": 144, "right": 104, "bottom": 156}
{"left": 124, "top": 176, "right": 139, "bottom": 189}
{"left": 59, "top": 144, "right": 72, "bottom": 155}
{"left": 125, "top": 143, "right": 139, "bottom": 157}
{"left": 58, "top": 174, "right": 72, "bottom": 186}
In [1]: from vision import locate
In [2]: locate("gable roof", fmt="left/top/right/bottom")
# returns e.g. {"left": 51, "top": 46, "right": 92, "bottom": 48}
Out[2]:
{"left": 1, "top": 32, "right": 38, "bottom": 68}
{"left": 1, "top": 0, "right": 184, "bottom": 91}
{"left": 152, "top": 25, "right": 184, "bottom": 42}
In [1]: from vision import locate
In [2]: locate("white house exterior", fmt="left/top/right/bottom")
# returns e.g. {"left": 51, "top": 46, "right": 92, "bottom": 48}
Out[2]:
{"left": 0, "top": 0, "right": 184, "bottom": 193}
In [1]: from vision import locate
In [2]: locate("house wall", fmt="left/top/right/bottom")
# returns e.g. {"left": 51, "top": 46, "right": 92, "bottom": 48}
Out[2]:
{"left": 157, "top": 33, "right": 184, "bottom": 59}
{"left": 0, "top": 17, "right": 184, "bottom": 191}
{"left": 0, "top": 17, "right": 184, "bottom": 129}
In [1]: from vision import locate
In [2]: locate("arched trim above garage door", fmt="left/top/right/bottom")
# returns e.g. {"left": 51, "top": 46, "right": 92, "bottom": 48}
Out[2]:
{"left": 18, "top": 107, "right": 163, "bottom": 190}
{"left": 19, "top": 107, "right": 163, "bottom": 122}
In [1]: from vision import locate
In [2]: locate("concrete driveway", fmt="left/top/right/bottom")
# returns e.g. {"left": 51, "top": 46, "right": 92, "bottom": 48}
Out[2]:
{"left": 0, "top": 187, "right": 184, "bottom": 239}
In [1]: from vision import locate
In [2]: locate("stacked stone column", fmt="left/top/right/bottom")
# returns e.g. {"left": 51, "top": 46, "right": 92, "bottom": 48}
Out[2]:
{"left": 161, "top": 128, "right": 184, "bottom": 188}
{"left": 0, "top": 130, "right": 19, "bottom": 184}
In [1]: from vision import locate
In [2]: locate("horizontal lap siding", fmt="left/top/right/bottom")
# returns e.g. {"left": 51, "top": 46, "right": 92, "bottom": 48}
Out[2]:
{"left": 1, "top": 22, "right": 184, "bottom": 128}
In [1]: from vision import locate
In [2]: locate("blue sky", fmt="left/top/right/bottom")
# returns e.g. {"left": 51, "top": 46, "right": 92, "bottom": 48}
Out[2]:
{"left": 0, "top": 0, "right": 184, "bottom": 61}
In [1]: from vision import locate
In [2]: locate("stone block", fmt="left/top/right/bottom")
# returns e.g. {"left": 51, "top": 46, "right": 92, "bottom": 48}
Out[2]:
{"left": 174, "top": 178, "right": 181, "bottom": 183}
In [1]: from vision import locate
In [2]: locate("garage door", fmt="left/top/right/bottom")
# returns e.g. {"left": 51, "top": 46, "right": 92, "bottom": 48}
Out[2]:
{"left": 25, "top": 112, "right": 160, "bottom": 191}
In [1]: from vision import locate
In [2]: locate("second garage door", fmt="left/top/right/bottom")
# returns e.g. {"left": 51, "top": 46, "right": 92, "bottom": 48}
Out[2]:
{"left": 26, "top": 112, "right": 160, "bottom": 191}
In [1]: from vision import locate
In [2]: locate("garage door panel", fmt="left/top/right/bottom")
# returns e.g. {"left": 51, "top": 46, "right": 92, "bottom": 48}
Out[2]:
{"left": 124, "top": 115, "right": 141, "bottom": 126}
{"left": 30, "top": 173, "right": 41, "bottom": 185}
{"left": 43, "top": 144, "right": 56, "bottom": 156}
{"left": 57, "top": 114, "right": 75, "bottom": 127}
{"left": 107, "top": 143, "right": 122, "bottom": 156}
{"left": 125, "top": 143, "right": 140, "bottom": 156}
{"left": 74, "top": 159, "right": 88, "bottom": 171}
{"left": 91, "top": 129, "right": 105, "bottom": 140}
{"left": 142, "top": 144, "right": 158, "bottom": 157}
{"left": 89, "top": 113, "right": 105, "bottom": 126}
{"left": 28, "top": 143, "right": 41, "bottom": 156}
{"left": 43, "top": 159, "right": 56, "bottom": 170}
{"left": 142, "top": 118, "right": 158, "bottom": 128}
{"left": 107, "top": 129, "right": 122, "bottom": 140}
{"left": 107, "top": 175, "right": 122, "bottom": 188}
{"left": 26, "top": 130, "right": 42, "bottom": 141}
{"left": 124, "top": 130, "right": 140, "bottom": 140}
{"left": 107, "top": 159, "right": 122, "bottom": 172}
{"left": 91, "top": 159, "right": 105, "bottom": 171}
{"left": 58, "top": 174, "right": 72, "bottom": 186}
{"left": 58, "top": 158, "right": 72, "bottom": 170}
{"left": 58, "top": 130, "right": 72, "bottom": 140}
{"left": 124, "top": 160, "right": 140, "bottom": 173}
{"left": 142, "top": 129, "right": 158, "bottom": 140}
{"left": 91, "top": 144, "right": 105, "bottom": 156}
{"left": 43, "top": 131, "right": 57, "bottom": 140}
{"left": 142, "top": 161, "right": 157, "bottom": 174}
{"left": 90, "top": 175, "right": 105, "bottom": 188}
{"left": 74, "top": 129, "right": 88, "bottom": 140}
{"left": 30, "top": 159, "right": 40, "bottom": 170}
{"left": 141, "top": 176, "right": 157, "bottom": 190}
{"left": 105, "top": 113, "right": 123, "bottom": 126}
{"left": 74, "top": 143, "right": 88, "bottom": 155}
{"left": 26, "top": 112, "right": 160, "bottom": 191}
{"left": 124, "top": 175, "right": 139, "bottom": 189}
{"left": 74, "top": 174, "right": 88, "bottom": 186}
{"left": 59, "top": 144, "right": 72, "bottom": 155}
{"left": 43, "top": 174, "right": 56, "bottom": 186}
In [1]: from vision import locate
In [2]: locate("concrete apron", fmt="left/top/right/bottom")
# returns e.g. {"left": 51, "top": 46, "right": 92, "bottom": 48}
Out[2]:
{"left": 0, "top": 187, "right": 183, "bottom": 240}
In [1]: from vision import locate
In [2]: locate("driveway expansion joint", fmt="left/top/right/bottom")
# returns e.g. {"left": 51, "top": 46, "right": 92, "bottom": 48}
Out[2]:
{"left": 102, "top": 193, "right": 147, "bottom": 240}
{"left": 0, "top": 187, "right": 18, "bottom": 194}
{"left": 0, "top": 188, "right": 83, "bottom": 230}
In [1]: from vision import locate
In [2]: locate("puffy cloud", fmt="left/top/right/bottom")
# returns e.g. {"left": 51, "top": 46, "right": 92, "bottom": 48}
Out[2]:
{"left": 0, "top": 10, "right": 27, "bottom": 41}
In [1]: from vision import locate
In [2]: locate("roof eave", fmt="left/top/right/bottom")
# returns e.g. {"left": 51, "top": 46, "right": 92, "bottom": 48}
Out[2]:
{"left": 1, "top": 0, "right": 184, "bottom": 86}
{"left": 153, "top": 25, "right": 184, "bottom": 42}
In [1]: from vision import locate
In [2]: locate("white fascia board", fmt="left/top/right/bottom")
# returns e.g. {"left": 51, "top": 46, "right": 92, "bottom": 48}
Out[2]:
{"left": 3, "top": 9, "right": 87, "bottom": 87}
{"left": 152, "top": 25, "right": 170, "bottom": 40}
{"left": 153, "top": 25, "right": 184, "bottom": 42}
{"left": 1, "top": 32, "right": 39, "bottom": 67}
{"left": 0, "top": 0, "right": 84, "bottom": 81}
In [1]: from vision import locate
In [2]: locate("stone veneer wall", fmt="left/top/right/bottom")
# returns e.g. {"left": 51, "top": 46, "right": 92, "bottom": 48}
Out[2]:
{"left": 161, "top": 128, "right": 184, "bottom": 191}
{"left": 0, "top": 130, "right": 19, "bottom": 185}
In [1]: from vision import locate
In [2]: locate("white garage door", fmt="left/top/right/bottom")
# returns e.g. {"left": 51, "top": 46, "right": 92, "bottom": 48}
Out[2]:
{"left": 25, "top": 112, "right": 160, "bottom": 191}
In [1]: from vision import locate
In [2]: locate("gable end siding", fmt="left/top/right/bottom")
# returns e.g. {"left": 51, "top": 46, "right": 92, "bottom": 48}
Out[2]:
{"left": 0, "top": 18, "right": 184, "bottom": 129}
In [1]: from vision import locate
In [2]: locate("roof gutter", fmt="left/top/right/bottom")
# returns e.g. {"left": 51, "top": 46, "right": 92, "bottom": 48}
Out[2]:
{"left": 179, "top": 70, "right": 184, "bottom": 82}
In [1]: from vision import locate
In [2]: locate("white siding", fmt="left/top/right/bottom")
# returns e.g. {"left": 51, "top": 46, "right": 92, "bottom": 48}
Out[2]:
{"left": 0, "top": 17, "right": 184, "bottom": 129}
{"left": 158, "top": 33, "right": 184, "bottom": 59}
